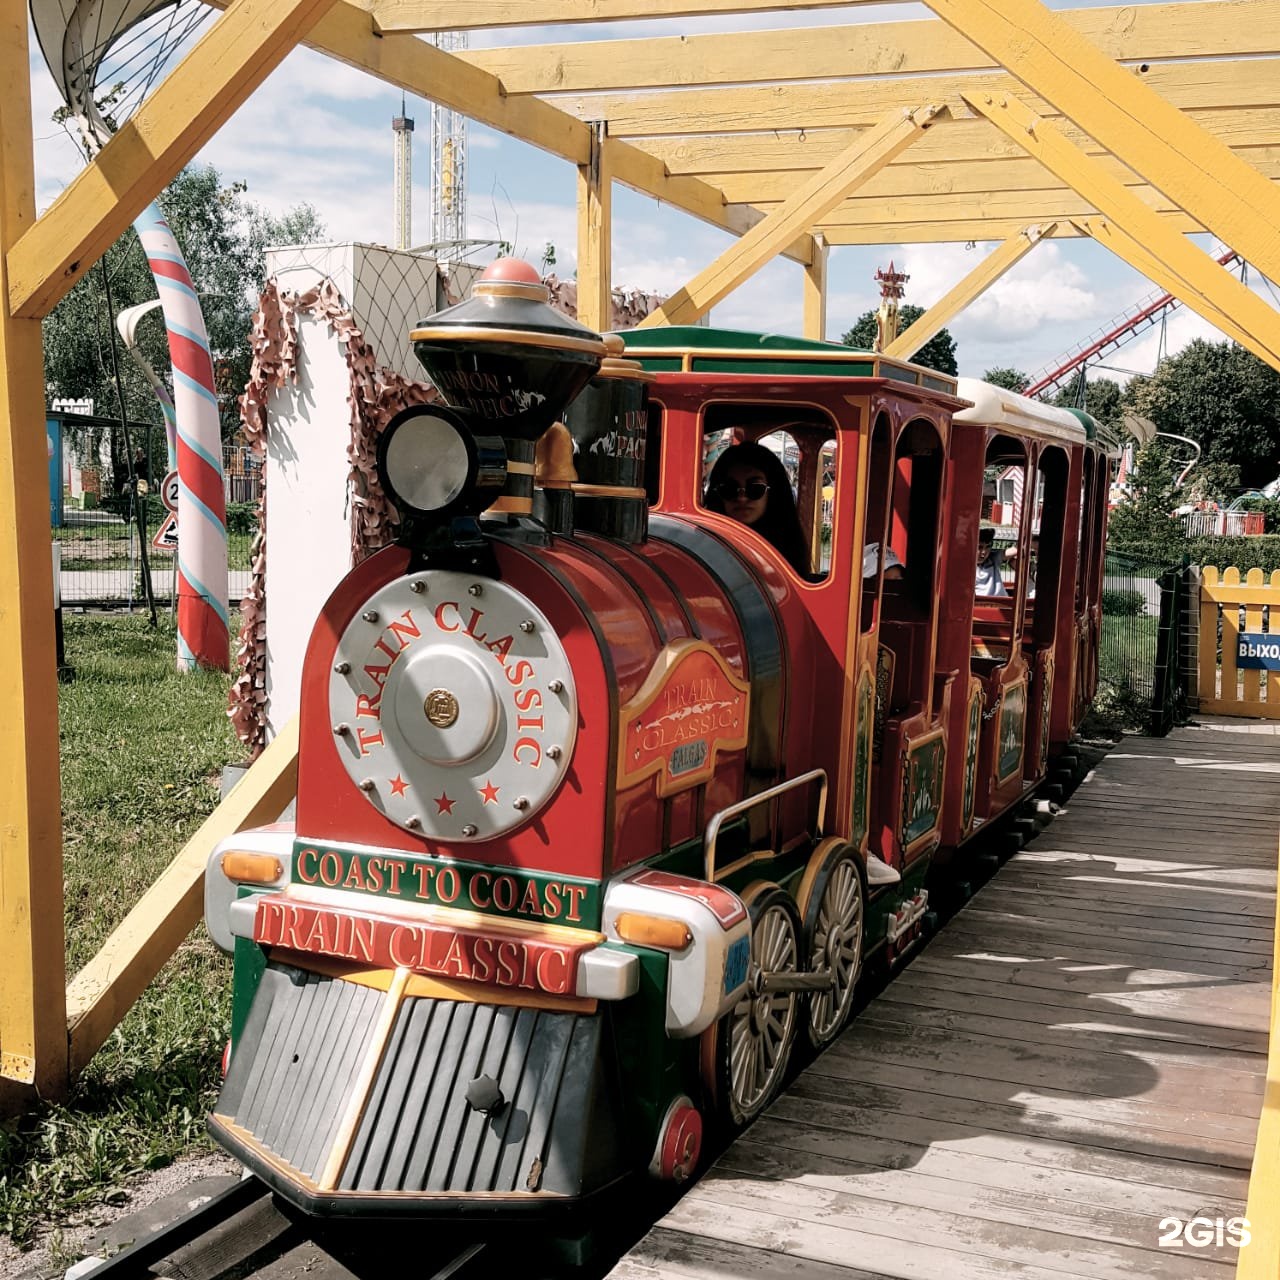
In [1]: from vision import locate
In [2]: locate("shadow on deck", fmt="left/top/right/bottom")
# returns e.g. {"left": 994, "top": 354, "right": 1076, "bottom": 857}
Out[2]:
{"left": 613, "top": 720, "right": 1277, "bottom": 1280}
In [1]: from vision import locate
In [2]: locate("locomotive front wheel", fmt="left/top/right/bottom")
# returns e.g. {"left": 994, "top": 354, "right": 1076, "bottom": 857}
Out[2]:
{"left": 798, "top": 842, "right": 865, "bottom": 1049}
{"left": 717, "top": 883, "right": 802, "bottom": 1127}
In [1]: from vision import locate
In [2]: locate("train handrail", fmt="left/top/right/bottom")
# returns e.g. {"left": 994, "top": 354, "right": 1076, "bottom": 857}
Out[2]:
{"left": 703, "top": 768, "right": 828, "bottom": 883}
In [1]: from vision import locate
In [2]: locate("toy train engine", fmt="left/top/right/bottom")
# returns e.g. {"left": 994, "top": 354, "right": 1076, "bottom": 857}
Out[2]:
{"left": 204, "top": 258, "right": 1112, "bottom": 1224}
{"left": 203, "top": 260, "right": 834, "bottom": 1220}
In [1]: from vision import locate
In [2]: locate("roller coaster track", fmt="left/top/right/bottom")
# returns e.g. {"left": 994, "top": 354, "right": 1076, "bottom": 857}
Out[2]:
{"left": 1026, "top": 248, "right": 1242, "bottom": 399}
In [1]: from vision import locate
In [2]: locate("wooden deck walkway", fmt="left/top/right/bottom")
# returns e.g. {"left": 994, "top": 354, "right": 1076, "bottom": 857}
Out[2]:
{"left": 611, "top": 721, "right": 1277, "bottom": 1280}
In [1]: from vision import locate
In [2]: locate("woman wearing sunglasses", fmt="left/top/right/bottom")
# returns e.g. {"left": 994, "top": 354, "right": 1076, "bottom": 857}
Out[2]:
{"left": 704, "top": 441, "right": 811, "bottom": 576}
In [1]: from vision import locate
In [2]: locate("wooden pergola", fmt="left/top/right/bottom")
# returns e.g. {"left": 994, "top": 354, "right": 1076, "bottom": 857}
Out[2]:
{"left": 2, "top": 0, "right": 1279, "bottom": 1115}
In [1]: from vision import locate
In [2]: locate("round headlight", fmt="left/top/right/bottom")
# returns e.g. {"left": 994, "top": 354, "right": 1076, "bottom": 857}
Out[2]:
{"left": 377, "top": 404, "right": 505, "bottom": 517}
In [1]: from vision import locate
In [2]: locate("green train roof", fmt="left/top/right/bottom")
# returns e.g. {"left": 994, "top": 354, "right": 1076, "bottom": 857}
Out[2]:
{"left": 1060, "top": 406, "right": 1100, "bottom": 441}
{"left": 617, "top": 325, "right": 958, "bottom": 396}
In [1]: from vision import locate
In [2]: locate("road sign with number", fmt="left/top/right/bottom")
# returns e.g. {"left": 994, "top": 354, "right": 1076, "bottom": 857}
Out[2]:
{"left": 152, "top": 470, "right": 179, "bottom": 549}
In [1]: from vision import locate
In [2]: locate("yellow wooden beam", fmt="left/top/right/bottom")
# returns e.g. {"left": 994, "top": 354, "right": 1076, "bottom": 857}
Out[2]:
{"left": 65, "top": 719, "right": 300, "bottom": 1075}
{"left": 639, "top": 108, "right": 1280, "bottom": 175}
{"left": 778, "top": 185, "right": 1184, "bottom": 228}
{"left": 884, "top": 224, "right": 1054, "bottom": 360}
{"left": 607, "top": 139, "right": 814, "bottom": 266}
{"left": 820, "top": 215, "right": 1201, "bottom": 244}
{"left": 803, "top": 234, "right": 828, "bottom": 341}
{"left": 553, "top": 58, "right": 1279, "bottom": 138}
{"left": 639, "top": 106, "right": 943, "bottom": 328}
{"left": 465, "top": 1, "right": 1280, "bottom": 94}
{"left": 962, "top": 91, "right": 1280, "bottom": 368}
{"left": 925, "top": 0, "right": 1280, "bottom": 286}
{"left": 7, "top": 0, "right": 338, "bottom": 320}
{"left": 202, "top": 0, "right": 811, "bottom": 265}
{"left": 0, "top": 4, "right": 67, "bottom": 1100}
{"left": 577, "top": 124, "right": 612, "bottom": 332}
{"left": 365, "top": 0, "right": 861, "bottom": 32}
{"left": 1073, "top": 217, "right": 1267, "bottom": 365}
{"left": 709, "top": 150, "right": 1280, "bottom": 203}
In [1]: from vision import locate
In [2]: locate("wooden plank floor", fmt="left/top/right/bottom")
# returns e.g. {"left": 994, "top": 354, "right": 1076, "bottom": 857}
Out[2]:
{"left": 612, "top": 721, "right": 1277, "bottom": 1280}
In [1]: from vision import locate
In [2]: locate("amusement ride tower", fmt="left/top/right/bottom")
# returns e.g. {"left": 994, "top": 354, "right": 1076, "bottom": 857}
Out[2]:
{"left": 392, "top": 95, "right": 414, "bottom": 251}
{"left": 428, "top": 31, "right": 469, "bottom": 260}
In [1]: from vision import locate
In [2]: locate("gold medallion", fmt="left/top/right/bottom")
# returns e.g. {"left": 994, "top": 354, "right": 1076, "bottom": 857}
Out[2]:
{"left": 424, "top": 688, "right": 459, "bottom": 728}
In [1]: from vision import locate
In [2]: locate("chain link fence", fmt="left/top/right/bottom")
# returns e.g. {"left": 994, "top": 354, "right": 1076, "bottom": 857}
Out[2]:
{"left": 51, "top": 413, "right": 258, "bottom": 609}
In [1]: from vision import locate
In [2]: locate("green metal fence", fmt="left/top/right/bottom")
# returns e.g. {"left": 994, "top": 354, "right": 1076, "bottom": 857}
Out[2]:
{"left": 1102, "top": 547, "right": 1194, "bottom": 734}
{"left": 53, "top": 414, "right": 258, "bottom": 610}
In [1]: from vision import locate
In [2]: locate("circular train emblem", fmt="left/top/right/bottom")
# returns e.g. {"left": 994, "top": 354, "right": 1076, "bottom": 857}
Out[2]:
{"left": 328, "top": 571, "right": 577, "bottom": 841}
{"left": 424, "top": 688, "right": 460, "bottom": 728}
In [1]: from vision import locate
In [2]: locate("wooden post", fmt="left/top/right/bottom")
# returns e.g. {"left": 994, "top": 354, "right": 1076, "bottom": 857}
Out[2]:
{"left": 802, "top": 233, "right": 828, "bottom": 341}
{"left": 576, "top": 121, "right": 612, "bottom": 332}
{"left": 0, "top": 1, "right": 68, "bottom": 1101}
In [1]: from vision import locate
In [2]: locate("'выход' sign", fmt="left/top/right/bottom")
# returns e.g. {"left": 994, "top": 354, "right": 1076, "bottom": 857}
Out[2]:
{"left": 1236, "top": 633, "right": 1280, "bottom": 670}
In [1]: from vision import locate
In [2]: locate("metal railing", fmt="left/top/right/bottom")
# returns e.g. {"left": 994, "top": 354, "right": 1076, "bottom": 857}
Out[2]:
{"left": 52, "top": 415, "right": 259, "bottom": 609}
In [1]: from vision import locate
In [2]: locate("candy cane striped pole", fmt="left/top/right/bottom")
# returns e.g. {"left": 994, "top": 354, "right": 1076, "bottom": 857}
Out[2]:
{"left": 117, "top": 300, "right": 179, "bottom": 475}
{"left": 133, "top": 202, "right": 229, "bottom": 671}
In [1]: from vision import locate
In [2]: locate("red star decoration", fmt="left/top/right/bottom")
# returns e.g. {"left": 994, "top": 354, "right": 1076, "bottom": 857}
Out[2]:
{"left": 389, "top": 774, "right": 409, "bottom": 797}
{"left": 434, "top": 792, "right": 456, "bottom": 815}
{"left": 479, "top": 779, "right": 500, "bottom": 805}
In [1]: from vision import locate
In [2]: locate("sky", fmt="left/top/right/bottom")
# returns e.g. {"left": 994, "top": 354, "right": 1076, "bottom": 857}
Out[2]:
{"left": 26, "top": 0, "right": 1274, "bottom": 388}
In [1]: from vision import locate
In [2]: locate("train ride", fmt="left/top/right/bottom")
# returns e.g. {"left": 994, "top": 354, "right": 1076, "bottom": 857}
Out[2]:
{"left": 203, "top": 257, "right": 1111, "bottom": 1222}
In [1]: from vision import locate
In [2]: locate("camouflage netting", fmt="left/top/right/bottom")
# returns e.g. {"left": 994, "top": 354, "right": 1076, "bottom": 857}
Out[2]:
{"left": 228, "top": 279, "right": 436, "bottom": 758}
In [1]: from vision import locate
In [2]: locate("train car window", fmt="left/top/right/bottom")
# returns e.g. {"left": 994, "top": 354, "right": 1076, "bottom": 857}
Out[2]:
{"left": 881, "top": 419, "right": 944, "bottom": 711}
{"left": 1026, "top": 447, "right": 1069, "bottom": 647}
{"left": 817, "top": 436, "right": 837, "bottom": 574}
{"left": 860, "top": 413, "right": 894, "bottom": 634}
{"left": 972, "top": 435, "right": 1028, "bottom": 665}
{"left": 643, "top": 400, "right": 663, "bottom": 506}
{"left": 1075, "top": 452, "right": 1096, "bottom": 611}
{"left": 699, "top": 404, "right": 838, "bottom": 581}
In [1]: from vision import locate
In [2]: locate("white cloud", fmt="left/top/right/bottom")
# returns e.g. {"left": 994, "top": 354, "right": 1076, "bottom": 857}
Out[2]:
{"left": 899, "top": 241, "right": 1098, "bottom": 335}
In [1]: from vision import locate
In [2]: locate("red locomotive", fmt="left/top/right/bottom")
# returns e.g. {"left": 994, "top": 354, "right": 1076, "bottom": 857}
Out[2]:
{"left": 203, "top": 258, "right": 1109, "bottom": 1219}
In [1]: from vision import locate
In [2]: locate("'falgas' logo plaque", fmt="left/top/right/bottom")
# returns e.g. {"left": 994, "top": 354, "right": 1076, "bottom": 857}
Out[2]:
{"left": 617, "top": 640, "right": 749, "bottom": 797}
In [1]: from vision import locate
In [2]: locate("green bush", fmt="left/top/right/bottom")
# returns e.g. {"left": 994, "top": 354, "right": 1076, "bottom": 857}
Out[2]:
{"left": 1188, "top": 534, "right": 1280, "bottom": 572}
{"left": 225, "top": 502, "right": 258, "bottom": 536}
{"left": 1102, "top": 588, "right": 1145, "bottom": 616}
{"left": 99, "top": 493, "right": 258, "bottom": 538}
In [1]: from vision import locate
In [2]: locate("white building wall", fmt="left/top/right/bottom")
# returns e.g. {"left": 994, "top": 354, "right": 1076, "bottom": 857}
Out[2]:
{"left": 261, "top": 243, "right": 444, "bottom": 740}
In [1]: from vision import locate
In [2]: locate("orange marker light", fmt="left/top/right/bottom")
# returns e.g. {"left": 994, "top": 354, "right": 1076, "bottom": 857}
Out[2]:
{"left": 221, "top": 852, "right": 284, "bottom": 884}
{"left": 614, "top": 912, "right": 692, "bottom": 951}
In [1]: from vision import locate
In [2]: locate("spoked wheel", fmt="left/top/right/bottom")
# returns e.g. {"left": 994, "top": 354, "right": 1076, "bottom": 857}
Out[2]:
{"left": 717, "top": 884, "right": 802, "bottom": 1127}
{"left": 800, "top": 843, "right": 866, "bottom": 1049}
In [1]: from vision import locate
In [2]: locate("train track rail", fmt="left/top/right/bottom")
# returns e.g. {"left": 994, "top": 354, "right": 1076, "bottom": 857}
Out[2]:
{"left": 76, "top": 1175, "right": 492, "bottom": 1280}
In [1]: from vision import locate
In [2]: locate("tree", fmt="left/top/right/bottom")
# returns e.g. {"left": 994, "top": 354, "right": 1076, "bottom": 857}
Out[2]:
{"left": 841, "top": 305, "right": 958, "bottom": 376}
{"left": 1106, "top": 438, "right": 1187, "bottom": 556}
{"left": 1122, "top": 339, "right": 1280, "bottom": 491}
{"left": 983, "top": 367, "right": 1029, "bottom": 392}
{"left": 42, "top": 164, "right": 325, "bottom": 459}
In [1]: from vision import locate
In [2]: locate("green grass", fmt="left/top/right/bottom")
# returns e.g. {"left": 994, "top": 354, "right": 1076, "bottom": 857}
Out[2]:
{"left": 0, "top": 614, "right": 246, "bottom": 1249}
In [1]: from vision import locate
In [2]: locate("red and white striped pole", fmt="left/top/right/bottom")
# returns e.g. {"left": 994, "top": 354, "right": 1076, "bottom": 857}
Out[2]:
{"left": 133, "top": 202, "right": 229, "bottom": 671}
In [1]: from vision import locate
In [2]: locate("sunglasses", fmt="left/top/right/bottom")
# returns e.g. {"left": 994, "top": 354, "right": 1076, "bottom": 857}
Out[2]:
{"left": 713, "top": 479, "right": 770, "bottom": 501}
